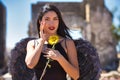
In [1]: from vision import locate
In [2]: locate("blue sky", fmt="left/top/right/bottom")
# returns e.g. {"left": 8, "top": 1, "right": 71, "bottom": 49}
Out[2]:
{"left": 1, "top": 0, "right": 120, "bottom": 48}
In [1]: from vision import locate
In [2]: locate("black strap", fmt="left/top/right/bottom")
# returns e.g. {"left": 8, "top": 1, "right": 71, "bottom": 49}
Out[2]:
{"left": 59, "top": 38, "right": 64, "bottom": 43}
{"left": 65, "top": 39, "right": 67, "bottom": 49}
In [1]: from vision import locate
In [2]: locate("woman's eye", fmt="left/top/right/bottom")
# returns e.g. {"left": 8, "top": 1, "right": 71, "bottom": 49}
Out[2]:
{"left": 45, "top": 18, "right": 49, "bottom": 21}
{"left": 54, "top": 18, "right": 59, "bottom": 20}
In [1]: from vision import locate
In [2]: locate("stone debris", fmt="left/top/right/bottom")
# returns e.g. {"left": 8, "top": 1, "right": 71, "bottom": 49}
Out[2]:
{"left": 100, "top": 71, "right": 120, "bottom": 80}
{"left": 0, "top": 73, "right": 11, "bottom": 80}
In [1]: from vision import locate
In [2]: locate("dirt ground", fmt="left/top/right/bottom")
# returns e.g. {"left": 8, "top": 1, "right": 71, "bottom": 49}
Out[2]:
{"left": 99, "top": 71, "right": 120, "bottom": 80}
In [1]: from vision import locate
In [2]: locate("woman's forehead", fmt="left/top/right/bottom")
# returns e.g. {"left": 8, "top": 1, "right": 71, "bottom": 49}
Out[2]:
{"left": 43, "top": 11, "right": 58, "bottom": 18}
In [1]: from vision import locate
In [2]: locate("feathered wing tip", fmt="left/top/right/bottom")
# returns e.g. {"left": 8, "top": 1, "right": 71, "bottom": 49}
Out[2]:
{"left": 74, "top": 38, "right": 102, "bottom": 80}
{"left": 8, "top": 37, "right": 36, "bottom": 80}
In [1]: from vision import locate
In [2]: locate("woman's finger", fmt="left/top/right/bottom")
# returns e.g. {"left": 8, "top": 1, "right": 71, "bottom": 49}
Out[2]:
{"left": 40, "top": 21, "right": 45, "bottom": 32}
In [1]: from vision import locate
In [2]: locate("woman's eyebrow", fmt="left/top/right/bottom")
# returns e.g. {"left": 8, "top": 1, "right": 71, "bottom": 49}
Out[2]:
{"left": 44, "top": 16, "right": 58, "bottom": 19}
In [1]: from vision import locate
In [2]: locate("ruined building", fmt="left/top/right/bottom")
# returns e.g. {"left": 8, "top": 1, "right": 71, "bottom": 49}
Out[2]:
{"left": 0, "top": 1, "right": 6, "bottom": 69}
{"left": 28, "top": 0, "right": 117, "bottom": 70}
{"left": 28, "top": 2, "right": 86, "bottom": 37}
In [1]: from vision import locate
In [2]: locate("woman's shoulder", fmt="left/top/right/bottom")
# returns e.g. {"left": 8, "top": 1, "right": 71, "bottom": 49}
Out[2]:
{"left": 27, "top": 38, "right": 39, "bottom": 46}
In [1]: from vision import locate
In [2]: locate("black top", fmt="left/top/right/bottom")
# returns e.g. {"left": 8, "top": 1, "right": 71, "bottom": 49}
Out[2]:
{"left": 34, "top": 42, "right": 68, "bottom": 80}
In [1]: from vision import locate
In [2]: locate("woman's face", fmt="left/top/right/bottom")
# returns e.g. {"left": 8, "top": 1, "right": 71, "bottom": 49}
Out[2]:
{"left": 41, "top": 11, "right": 59, "bottom": 35}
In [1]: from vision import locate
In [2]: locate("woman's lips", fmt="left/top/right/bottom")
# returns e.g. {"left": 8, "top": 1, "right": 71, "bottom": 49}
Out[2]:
{"left": 48, "top": 26, "right": 55, "bottom": 30}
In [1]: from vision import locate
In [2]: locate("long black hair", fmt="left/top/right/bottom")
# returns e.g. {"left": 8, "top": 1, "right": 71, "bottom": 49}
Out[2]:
{"left": 37, "top": 4, "right": 72, "bottom": 39}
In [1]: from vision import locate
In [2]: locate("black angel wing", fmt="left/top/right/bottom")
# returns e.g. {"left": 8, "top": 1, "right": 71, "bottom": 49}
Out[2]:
{"left": 9, "top": 37, "right": 101, "bottom": 80}
{"left": 9, "top": 37, "right": 36, "bottom": 80}
{"left": 74, "top": 38, "right": 101, "bottom": 80}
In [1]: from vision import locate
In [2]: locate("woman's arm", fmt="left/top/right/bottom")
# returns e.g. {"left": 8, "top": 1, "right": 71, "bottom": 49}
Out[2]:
{"left": 57, "top": 39, "right": 79, "bottom": 80}
{"left": 25, "top": 38, "right": 45, "bottom": 69}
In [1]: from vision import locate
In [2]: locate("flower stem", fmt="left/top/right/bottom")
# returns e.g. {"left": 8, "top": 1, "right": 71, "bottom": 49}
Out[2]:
{"left": 52, "top": 44, "right": 55, "bottom": 49}
{"left": 39, "top": 59, "right": 51, "bottom": 80}
{"left": 39, "top": 44, "right": 56, "bottom": 80}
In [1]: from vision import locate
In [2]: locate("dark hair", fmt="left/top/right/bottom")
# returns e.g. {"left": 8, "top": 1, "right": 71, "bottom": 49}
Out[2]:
{"left": 37, "top": 4, "right": 72, "bottom": 39}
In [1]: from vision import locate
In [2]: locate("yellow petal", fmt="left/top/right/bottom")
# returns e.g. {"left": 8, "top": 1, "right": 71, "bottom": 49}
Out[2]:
{"left": 48, "top": 35, "right": 59, "bottom": 45}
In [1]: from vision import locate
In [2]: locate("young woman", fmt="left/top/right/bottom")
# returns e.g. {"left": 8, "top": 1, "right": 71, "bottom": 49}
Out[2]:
{"left": 25, "top": 4, "right": 79, "bottom": 80}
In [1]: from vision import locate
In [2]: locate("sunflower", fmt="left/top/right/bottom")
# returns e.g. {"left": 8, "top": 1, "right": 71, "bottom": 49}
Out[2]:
{"left": 48, "top": 35, "right": 59, "bottom": 46}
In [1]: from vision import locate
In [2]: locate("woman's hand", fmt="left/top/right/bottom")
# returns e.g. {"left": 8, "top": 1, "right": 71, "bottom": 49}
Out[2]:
{"left": 39, "top": 21, "right": 49, "bottom": 41}
{"left": 43, "top": 48, "right": 62, "bottom": 61}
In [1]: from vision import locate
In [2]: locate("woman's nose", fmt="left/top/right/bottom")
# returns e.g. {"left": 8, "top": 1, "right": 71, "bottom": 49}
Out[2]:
{"left": 48, "top": 21, "right": 54, "bottom": 25}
